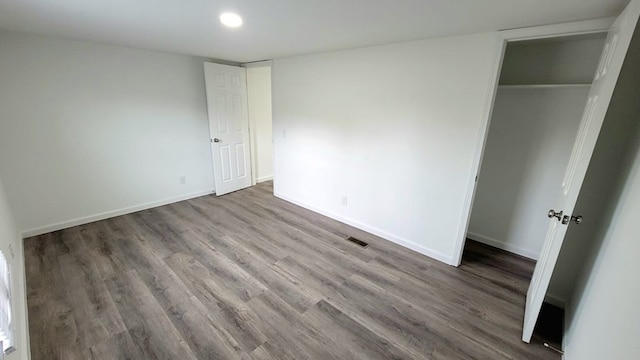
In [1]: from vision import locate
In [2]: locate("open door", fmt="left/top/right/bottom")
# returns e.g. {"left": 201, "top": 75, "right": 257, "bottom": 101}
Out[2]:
{"left": 522, "top": 0, "right": 640, "bottom": 343}
{"left": 204, "top": 63, "right": 253, "bottom": 196}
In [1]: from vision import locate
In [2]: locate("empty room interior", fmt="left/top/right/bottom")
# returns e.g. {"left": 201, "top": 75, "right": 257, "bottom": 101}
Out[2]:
{"left": 1, "top": 0, "right": 640, "bottom": 359}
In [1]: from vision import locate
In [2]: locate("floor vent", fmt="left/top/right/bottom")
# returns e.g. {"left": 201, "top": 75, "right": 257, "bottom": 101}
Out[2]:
{"left": 346, "top": 236, "right": 369, "bottom": 248}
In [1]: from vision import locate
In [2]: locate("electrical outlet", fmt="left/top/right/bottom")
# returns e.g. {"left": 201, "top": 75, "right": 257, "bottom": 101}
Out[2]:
{"left": 282, "top": 129, "right": 287, "bottom": 139}
{"left": 179, "top": 176, "right": 186, "bottom": 185}
{"left": 341, "top": 195, "right": 348, "bottom": 206}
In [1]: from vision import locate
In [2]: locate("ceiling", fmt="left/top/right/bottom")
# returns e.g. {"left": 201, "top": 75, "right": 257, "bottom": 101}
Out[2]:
{"left": 0, "top": 0, "right": 630, "bottom": 63}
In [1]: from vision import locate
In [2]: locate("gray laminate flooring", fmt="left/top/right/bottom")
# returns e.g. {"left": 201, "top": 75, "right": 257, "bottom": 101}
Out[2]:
{"left": 24, "top": 181, "right": 559, "bottom": 359}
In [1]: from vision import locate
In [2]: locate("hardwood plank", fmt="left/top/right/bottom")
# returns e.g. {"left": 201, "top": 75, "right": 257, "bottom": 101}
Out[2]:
{"left": 326, "top": 274, "right": 498, "bottom": 359}
{"left": 177, "top": 231, "right": 268, "bottom": 302}
{"left": 25, "top": 233, "right": 63, "bottom": 307}
{"left": 248, "top": 291, "right": 337, "bottom": 360}
{"left": 27, "top": 302, "right": 83, "bottom": 360}
{"left": 125, "top": 209, "right": 188, "bottom": 257}
{"left": 25, "top": 233, "right": 84, "bottom": 360}
{"left": 165, "top": 296, "right": 246, "bottom": 359}
{"left": 366, "top": 257, "right": 525, "bottom": 326}
{"left": 85, "top": 330, "right": 147, "bottom": 360}
{"left": 164, "top": 252, "right": 268, "bottom": 352}
{"left": 109, "top": 221, "right": 196, "bottom": 312}
{"left": 303, "top": 299, "right": 415, "bottom": 360}
{"left": 460, "top": 239, "right": 535, "bottom": 292}
{"left": 246, "top": 344, "right": 283, "bottom": 360}
{"left": 191, "top": 231, "right": 320, "bottom": 312}
{"left": 105, "top": 270, "right": 196, "bottom": 359}
{"left": 83, "top": 220, "right": 135, "bottom": 279}
{"left": 158, "top": 201, "right": 226, "bottom": 240}
{"left": 58, "top": 250, "right": 126, "bottom": 350}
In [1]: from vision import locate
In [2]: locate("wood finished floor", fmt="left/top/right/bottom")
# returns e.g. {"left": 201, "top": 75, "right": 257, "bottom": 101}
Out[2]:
{"left": 25, "top": 181, "right": 558, "bottom": 360}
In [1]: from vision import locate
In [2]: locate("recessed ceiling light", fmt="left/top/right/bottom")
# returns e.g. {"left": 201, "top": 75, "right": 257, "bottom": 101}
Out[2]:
{"left": 220, "top": 12, "right": 243, "bottom": 28}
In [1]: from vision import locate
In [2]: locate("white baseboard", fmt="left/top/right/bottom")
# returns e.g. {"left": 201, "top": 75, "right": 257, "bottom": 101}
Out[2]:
{"left": 274, "top": 192, "right": 455, "bottom": 266}
{"left": 466, "top": 231, "right": 539, "bottom": 260}
{"left": 257, "top": 175, "right": 274, "bottom": 183}
{"left": 21, "top": 189, "right": 215, "bottom": 238}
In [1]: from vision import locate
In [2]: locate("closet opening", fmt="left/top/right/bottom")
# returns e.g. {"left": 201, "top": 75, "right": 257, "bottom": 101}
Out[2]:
{"left": 464, "top": 31, "right": 608, "bottom": 345}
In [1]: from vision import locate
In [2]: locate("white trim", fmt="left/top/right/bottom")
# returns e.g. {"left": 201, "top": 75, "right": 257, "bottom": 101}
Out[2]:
{"left": 20, "top": 236, "right": 31, "bottom": 360}
{"left": 498, "top": 84, "right": 592, "bottom": 90}
{"left": 275, "top": 192, "right": 455, "bottom": 265}
{"left": 242, "top": 60, "right": 273, "bottom": 68}
{"left": 257, "top": 175, "right": 274, "bottom": 183}
{"left": 500, "top": 17, "right": 613, "bottom": 42}
{"left": 0, "top": 251, "right": 14, "bottom": 353}
{"left": 20, "top": 189, "right": 215, "bottom": 238}
{"left": 466, "top": 232, "right": 539, "bottom": 260}
{"left": 246, "top": 67, "right": 258, "bottom": 187}
{"left": 203, "top": 64, "right": 218, "bottom": 192}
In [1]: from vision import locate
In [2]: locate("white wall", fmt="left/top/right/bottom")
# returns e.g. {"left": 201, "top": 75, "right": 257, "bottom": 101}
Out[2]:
{"left": 0, "top": 31, "right": 215, "bottom": 234}
{"left": 563, "top": 119, "right": 640, "bottom": 360}
{"left": 500, "top": 33, "right": 606, "bottom": 85}
{"left": 272, "top": 32, "right": 500, "bottom": 264}
{"left": 247, "top": 66, "right": 273, "bottom": 183}
{"left": 0, "top": 178, "right": 30, "bottom": 360}
{"left": 468, "top": 87, "right": 588, "bottom": 259}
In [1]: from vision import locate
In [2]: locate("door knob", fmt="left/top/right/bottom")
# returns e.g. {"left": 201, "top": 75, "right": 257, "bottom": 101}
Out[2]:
{"left": 213, "top": 138, "right": 221, "bottom": 143}
{"left": 548, "top": 209, "right": 563, "bottom": 221}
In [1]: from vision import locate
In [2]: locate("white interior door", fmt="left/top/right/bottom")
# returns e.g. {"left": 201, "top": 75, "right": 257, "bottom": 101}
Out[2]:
{"left": 522, "top": 0, "right": 640, "bottom": 343}
{"left": 204, "top": 63, "right": 253, "bottom": 196}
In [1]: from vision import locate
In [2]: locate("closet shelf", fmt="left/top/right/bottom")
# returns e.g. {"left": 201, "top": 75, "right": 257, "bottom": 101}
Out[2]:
{"left": 498, "top": 84, "right": 591, "bottom": 90}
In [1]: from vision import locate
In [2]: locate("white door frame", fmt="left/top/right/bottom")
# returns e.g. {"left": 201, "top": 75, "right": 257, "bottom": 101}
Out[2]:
{"left": 242, "top": 60, "right": 273, "bottom": 186}
{"left": 451, "top": 17, "right": 615, "bottom": 267}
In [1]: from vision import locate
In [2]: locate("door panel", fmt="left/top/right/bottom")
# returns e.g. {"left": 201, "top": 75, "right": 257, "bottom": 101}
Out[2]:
{"left": 522, "top": 0, "right": 640, "bottom": 343}
{"left": 220, "top": 145, "right": 232, "bottom": 182}
{"left": 236, "top": 144, "right": 248, "bottom": 178}
{"left": 204, "top": 63, "right": 253, "bottom": 196}
{"left": 232, "top": 95, "right": 243, "bottom": 131}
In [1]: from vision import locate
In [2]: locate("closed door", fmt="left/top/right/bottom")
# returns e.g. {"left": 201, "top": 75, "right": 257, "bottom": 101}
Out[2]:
{"left": 204, "top": 63, "right": 253, "bottom": 196}
{"left": 522, "top": 0, "right": 640, "bottom": 343}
